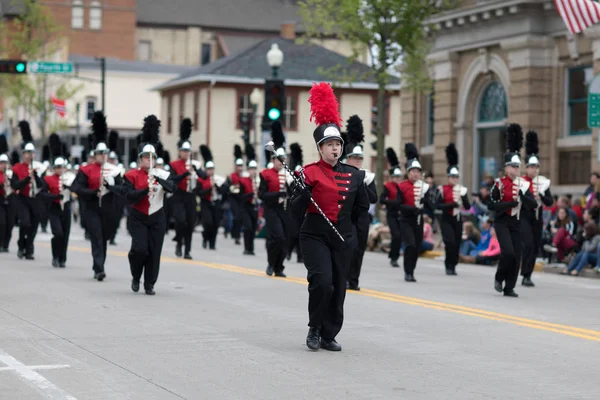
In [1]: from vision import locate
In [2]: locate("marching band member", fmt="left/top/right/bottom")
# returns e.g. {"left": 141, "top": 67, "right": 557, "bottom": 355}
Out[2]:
{"left": 379, "top": 148, "right": 403, "bottom": 268}
{"left": 436, "top": 144, "right": 470, "bottom": 276}
{"left": 489, "top": 124, "right": 536, "bottom": 297}
{"left": 287, "top": 143, "right": 304, "bottom": 264}
{"left": 238, "top": 144, "right": 259, "bottom": 255}
{"left": 108, "top": 130, "right": 123, "bottom": 245}
{"left": 228, "top": 145, "right": 245, "bottom": 245}
{"left": 42, "top": 135, "right": 75, "bottom": 268}
{"left": 122, "top": 115, "right": 174, "bottom": 295}
{"left": 72, "top": 111, "right": 123, "bottom": 281}
{"left": 3, "top": 150, "right": 20, "bottom": 252}
{"left": 520, "top": 130, "right": 552, "bottom": 287}
{"left": 259, "top": 121, "right": 289, "bottom": 277}
{"left": 344, "top": 115, "right": 377, "bottom": 291}
{"left": 291, "top": 82, "right": 369, "bottom": 351}
{"left": 197, "top": 145, "right": 228, "bottom": 250}
{"left": 10, "top": 121, "right": 46, "bottom": 260}
{"left": 396, "top": 143, "right": 433, "bottom": 282}
{"left": 169, "top": 118, "right": 205, "bottom": 259}
{"left": 0, "top": 136, "right": 11, "bottom": 253}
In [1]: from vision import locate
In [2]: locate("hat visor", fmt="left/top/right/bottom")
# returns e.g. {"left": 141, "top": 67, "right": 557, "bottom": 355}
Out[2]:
{"left": 505, "top": 161, "right": 521, "bottom": 167}
{"left": 347, "top": 152, "right": 363, "bottom": 158}
{"left": 316, "top": 136, "right": 344, "bottom": 147}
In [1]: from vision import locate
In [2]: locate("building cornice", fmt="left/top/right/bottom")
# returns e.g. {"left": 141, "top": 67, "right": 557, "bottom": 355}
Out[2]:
{"left": 500, "top": 35, "right": 557, "bottom": 68}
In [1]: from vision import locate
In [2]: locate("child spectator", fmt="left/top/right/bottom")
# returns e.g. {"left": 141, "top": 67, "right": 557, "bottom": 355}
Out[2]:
{"left": 544, "top": 207, "right": 577, "bottom": 261}
{"left": 421, "top": 214, "right": 435, "bottom": 253}
{"left": 561, "top": 222, "right": 600, "bottom": 276}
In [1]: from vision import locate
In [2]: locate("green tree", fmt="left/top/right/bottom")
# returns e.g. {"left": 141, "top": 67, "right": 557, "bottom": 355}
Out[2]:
{"left": 0, "top": 0, "right": 82, "bottom": 140}
{"left": 299, "top": 0, "right": 457, "bottom": 212}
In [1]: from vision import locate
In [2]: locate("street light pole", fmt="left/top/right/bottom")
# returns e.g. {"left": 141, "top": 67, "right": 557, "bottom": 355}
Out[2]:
{"left": 95, "top": 57, "right": 106, "bottom": 112}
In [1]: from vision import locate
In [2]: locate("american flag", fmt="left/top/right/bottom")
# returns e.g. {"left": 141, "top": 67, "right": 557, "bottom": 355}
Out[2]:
{"left": 555, "top": 0, "right": 600, "bottom": 34}
{"left": 50, "top": 96, "right": 67, "bottom": 118}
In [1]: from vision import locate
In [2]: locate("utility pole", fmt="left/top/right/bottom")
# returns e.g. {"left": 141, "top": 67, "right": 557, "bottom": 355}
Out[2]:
{"left": 95, "top": 57, "right": 106, "bottom": 112}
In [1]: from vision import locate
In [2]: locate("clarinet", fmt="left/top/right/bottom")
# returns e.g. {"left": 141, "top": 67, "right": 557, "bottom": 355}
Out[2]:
{"left": 99, "top": 162, "right": 104, "bottom": 207}
{"left": 29, "top": 162, "right": 35, "bottom": 198}
{"left": 148, "top": 152, "right": 156, "bottom": 201}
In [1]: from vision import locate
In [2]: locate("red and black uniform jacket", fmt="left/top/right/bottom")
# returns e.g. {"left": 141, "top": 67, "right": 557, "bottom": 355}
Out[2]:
{"left": 0, "top": 171, "right": 6, "bottom": 200}
{"left": 259, "top": 168, "right": 288, "bottom": 208}
{"left": 379, "top": 181, "right": 402, "bottom": 213}
{"left": 169, "top": 158, "right": 206, "bottom": 193}
{"left": 395, "top": 179, "right": 434, "bottom": 220}
{"left": 435, "top": 184, "right": 471, "bottom": 217}
{"left": 239, "top": 176, "right": 256, "bottom": 205}
{"left": 122, "top": 168, "right": 175, "bottom": 217}
{"left": 291, "top": 160, "right": 370, "bottom": 241}
{"left": 72, "top": 162, "right": 122, "bottom": 206}
{"left": 488, "top": 176, "right": 537, "bottom": 218}
{"left": 10, "top": 162, "right": 45, "bottom": 198}
{"left": 42, "top": 175, "right": 67, "bottom": 207}
{"left": 520, "top": 175, "right": 553, "bottom": 220}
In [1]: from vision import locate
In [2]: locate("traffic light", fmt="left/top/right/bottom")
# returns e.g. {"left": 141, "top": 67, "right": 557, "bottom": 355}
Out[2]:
{"left": 239, "top": 113, "right": 251, "bottom": 146}
{"left": 264, "top": 79, "right": 285, "bottom": 123}
{"left": 0, "top": 60, "right": 27, "bottom": 74}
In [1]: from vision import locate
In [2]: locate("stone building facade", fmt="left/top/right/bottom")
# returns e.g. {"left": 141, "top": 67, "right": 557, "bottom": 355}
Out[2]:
{"left": 402, "top": 0, "right": 600, "bottom": 194}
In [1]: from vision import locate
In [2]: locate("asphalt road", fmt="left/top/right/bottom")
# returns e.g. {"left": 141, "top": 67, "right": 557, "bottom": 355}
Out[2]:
{"left": 1, "top": 224, "right": 599, "bottom": 400}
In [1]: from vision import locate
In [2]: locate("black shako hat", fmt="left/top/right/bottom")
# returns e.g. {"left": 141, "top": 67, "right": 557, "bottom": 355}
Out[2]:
{"left": 504, "top": 123, "right": 523, "bottom": 167}
{"left": 446, "top": 143, "right": 459, "bottom": 177}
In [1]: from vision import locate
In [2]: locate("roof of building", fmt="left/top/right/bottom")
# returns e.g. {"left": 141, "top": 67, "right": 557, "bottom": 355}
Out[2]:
{"left": 69, "top": 55, "right": 197, "bottom": 75}
{"left": 0, "top": 0, "right": 21, "bottom": 15}
{"left": 154, "top": 37, "right": 399, "bottom": 91}
{"left": 137, "top": 0, "right": 305, "bottom": 32}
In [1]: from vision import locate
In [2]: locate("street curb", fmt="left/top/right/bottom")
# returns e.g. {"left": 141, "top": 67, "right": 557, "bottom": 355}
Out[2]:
{"left": 540, "top": 264, "right": 600, "bottom": 279}
{"left": 421, "top": 250, "right": 444, "bottom": 259}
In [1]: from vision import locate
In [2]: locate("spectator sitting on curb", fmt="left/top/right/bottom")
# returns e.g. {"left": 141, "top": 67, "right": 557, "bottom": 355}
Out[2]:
{"left": 461, "top": 215, "right": 491, "bottom": 256}
{"left": 459, "top": 226, "right": 500, "bottom": 265}
{"left": 561, "top": 221, "right": 600, "bottom": 276}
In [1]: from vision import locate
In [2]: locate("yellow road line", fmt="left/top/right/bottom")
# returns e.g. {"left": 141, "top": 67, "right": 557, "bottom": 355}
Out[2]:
{"left": 43, "top": 244, "right": 600, "bottom": 342}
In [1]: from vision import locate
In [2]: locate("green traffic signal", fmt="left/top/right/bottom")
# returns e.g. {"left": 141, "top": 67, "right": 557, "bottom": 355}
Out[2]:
{"left": 16, "top": 63, "right": 25, "bottom": 73}
{"left": 268, "top": 108, "right": 281, "bottom": 120}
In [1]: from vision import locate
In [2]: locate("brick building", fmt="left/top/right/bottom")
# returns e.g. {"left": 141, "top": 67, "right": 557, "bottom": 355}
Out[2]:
{"left": 402, "top": 0, "right": 599, "bottom": 194}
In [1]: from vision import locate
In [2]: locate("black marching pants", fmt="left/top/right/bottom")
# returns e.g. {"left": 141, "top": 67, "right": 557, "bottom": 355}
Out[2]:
{"left": 241, "top": 202, "right": 257, "bottom": 253}
{"left": 264, "top": 205, "right": 288, "bottom": 273}
{"left": 0, "top": 201, "right": 7, "bottom": 249}
{"left": 348, "top": 215, "right": 369, "bottom": 288}
{"left": 399, "top": 214, "right": 423, "bottom": 275}
{"left": 173, "top": 192, "right": 197, "bottom": 253}
{"left": 2, "top": 195, "right": 16, "bottom": 249}
{"left": 494, "top": 215, "right": 521, "bottom": 292}
{"left": 230, "top": 199, "right": 242, "bottom": 240}
{"left": 300, "top": 222, "right": 351, "bottom": 340}
{"left": 441, "top": 214, "right": 462, "bottom": 272}
{"left": 201, "top": 200, "right": 221, "bottom": 249}
{"left": 17, "top": 196, "right": 40, "bottom": 256}
{"left": 387, "top": 211, "right": 402, "bottom": 262}
{"left": 49, "top": 203, "right": 71, "bottom": 263}
{"left": 521, "top": 214, "right": 542, "bottom": 279}
{"left": 83, "top": 205, "right": 111, "bottom": 273}
{"left": 128, "top": 209, "right": 166, "bottom": 289}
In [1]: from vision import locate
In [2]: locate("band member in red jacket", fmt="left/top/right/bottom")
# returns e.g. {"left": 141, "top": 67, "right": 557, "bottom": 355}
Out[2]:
{"left": 0, "top": 136, "right": 11, "bottom": 253}
{"left": 72, "top": 111, "right": 123, "bottom": 281}
{"left": 436, "top": 144, "right": 470, "bottom": 276}
{"left": 489, "top": 124, "right": 537, "bottom": 297}
{"left": 228, "top": 144, "right": 245, "bottom": 245}
{"left": 291, "top": 83, "right": 370, "bottom": 352}
{"left": 238, "top": 144, "right": 259, "bottom": 255}
{"left": 196, "top": 145, "right": 228, "bottom": 250}
{"left": 42, "top": 135, "right": 75, "bottom": 268}
{"left": 396, "top": 144, "right": 433, "bottom": 282}
{"left": 259, "top": 121, "right": 289, "bottom": 277}
{"left": 10, "top": 121, "right": 46, "bottom": 260}
{"left": 379, "top": 148, "right": 403, "bottom": 268}
{"left": 168, "top": 118, "right": 205, "bottom": 259}
{"left": 122, "top": 115, "right": 175, "bottom": 295}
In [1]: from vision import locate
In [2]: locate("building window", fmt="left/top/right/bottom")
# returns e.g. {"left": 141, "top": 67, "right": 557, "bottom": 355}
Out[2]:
{"left": 71, "top": 0, "right": 84, "bottom": 29}
{"left": 283, "top": 94, "right": 297, "bottom": 130}
{"left": 201, "top": 43, "right": 211, "bottom": 65}
{"left": 89, "top": 1, "right": 102, "bottom": 30}
{"left": 237, "top": 92, "right": 253, "bottom": 130}
{"left": 567, "top": 66, "right": 593, "bottom": 136}
{"left": 167, "top": 96, "right": 173, "bottom": 134}
{"left": 426, "top": 90, "right": 435, "bottom": 145}
{"left": 85, "top": 97, "right": 97, "bottom": 120}
{"left": 138, "top": 40, "right": 151, "bottom": 61}
{"left": 478, "top": 81, "right": 507, "bottom": 122}
{"left": 559, "top": 150, "right": 590, "bottom": 184}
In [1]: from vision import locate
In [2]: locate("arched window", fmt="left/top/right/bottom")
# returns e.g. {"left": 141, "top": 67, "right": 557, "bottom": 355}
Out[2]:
{"left": 478, "top": 81, "right": 507, "bottom": 122}
{"left": 71, "top": 0, "right": 83, "bottom": 29}
{"left": 90, "top": 1, "right": 102, "bottom": 30}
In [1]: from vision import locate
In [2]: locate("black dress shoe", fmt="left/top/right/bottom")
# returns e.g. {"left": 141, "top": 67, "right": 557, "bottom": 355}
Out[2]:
{"left": 347, "top": 284, "right": 360, "bottom": 291}
{"left": 274, "top": 271, "right": 286, "bottom": 278}
{"left": 52, "top": 258, "right": 59, "bottom": 267}
{"left": 494, "top": 280, "right": 503, "bottom": 293}
{"left": 59, "top": 262, "right": 66, "bottom": 268}
{"left": 175, "top": 244, "right": 182, "bottom": 258}
{"left": 306, "top": 327, "right": 321, "bottom": 350}
{"left": 320, "top": 338, "right": 342, "bottom": 351}
{"left": 184, "top": 253, "right": 192, "bottom": 260}
{"left": 109, "top": 239, "right": 116, "bottom": 246}
{"left": 17, "top": 249, "right": 24, "bottom": 259}
{"left": 390, "top": 260, "right": 399, "bottom": 268}
{"left": 297, "top": 257, "right": 304, "bottom": 264}
{"left": 243, "top": 250, "right": 255, "bottom": 255}
{"left": 209, "top": 246, "right": 216, "bottom": 250}
{"left": 235, "top": 239, "right": 241, "bottom": 245}
{"left": 202, "top": 241, "right": 207, "bottom": 249}
{"left": 131, "top": 280, "right": 140, "bottom": 293}
{"left": 504, "top": 290, "right": 519, "bottom": 297}
{"left": 446, "top": 269, "right": 457, "bottom": 276}
{"left": 266, "top": 265, "right": 274, "bottom": 276}
{"left": 25, "top": 254, "right": 34, "bottom": 260}
{"left": 145, "top": 288, "right": 155, "bottom": 295}
{"left": 522, "top": 277, "right": 535, "bottom": 287}
{"left": 404, "top": 274, "right": 416, "bottom": 282}
{"left": 96, "top": 272, "right": 106, "bottom": 281}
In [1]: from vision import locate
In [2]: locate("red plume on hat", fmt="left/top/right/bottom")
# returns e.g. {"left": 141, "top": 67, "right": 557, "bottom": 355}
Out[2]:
{"left": 308, "top": 83, "right": 342, "bottom": 127}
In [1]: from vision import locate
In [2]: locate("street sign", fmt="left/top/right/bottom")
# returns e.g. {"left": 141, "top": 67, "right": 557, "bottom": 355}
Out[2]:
{"left": 588, "top": 73, "right": 600, "bottom": 128}
{"left": 28, "top": 61, "right": 73, "bottom": 74}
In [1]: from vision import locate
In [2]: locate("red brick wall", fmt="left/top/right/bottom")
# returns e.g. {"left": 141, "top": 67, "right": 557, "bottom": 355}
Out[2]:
{"left": 42, "top": 0, "right": 136, "bottom": 60}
